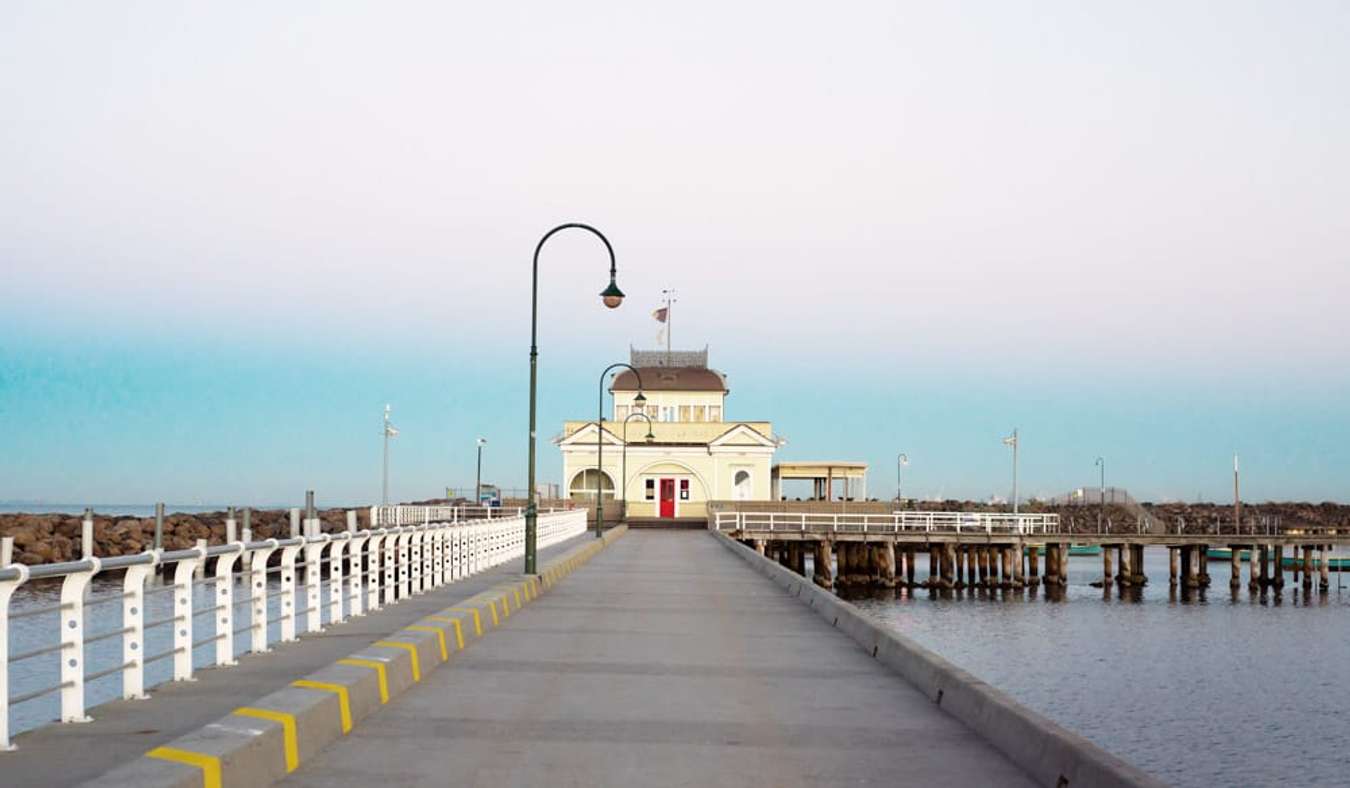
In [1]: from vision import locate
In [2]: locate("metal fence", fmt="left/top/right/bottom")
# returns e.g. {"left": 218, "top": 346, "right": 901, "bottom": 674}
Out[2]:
{"left": 714, "top": 510, "right": 1060, "bottom": 536}
{"left": 0, "top": 507, "right": 586, "bottom": 749}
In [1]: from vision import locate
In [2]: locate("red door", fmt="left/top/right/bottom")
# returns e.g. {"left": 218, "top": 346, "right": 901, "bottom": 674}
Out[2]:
{"left": 659, "top": 478, "right": 676, "bottom": 518}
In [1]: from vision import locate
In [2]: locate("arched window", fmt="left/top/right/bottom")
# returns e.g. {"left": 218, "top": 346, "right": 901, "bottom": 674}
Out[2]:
{"left": 733, "top": 470, "right": 752, "bottom": 501}
{"left": 569, "top": 469, "right": 615, "bottom": 500}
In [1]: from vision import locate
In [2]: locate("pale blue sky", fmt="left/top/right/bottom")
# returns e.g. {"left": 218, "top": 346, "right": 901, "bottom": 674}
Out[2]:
{"left": 2, "top": 1, "right": 1347, "bottom": 506}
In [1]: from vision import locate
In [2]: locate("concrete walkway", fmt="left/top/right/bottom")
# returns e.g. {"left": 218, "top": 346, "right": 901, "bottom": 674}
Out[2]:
{"left": 282, "top": 531, "right": 1036, "bottom": 787}
{"left": 6, "top": 536, "right": 586, "bottom": 788}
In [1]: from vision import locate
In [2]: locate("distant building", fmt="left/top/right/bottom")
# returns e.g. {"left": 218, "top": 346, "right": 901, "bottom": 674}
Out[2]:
{"left": 555, "top": 349, "right": 784, "bottom": 520}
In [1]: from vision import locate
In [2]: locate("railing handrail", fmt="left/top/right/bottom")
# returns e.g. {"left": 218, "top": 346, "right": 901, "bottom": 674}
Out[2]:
{"left": 0, "top": 507, "right": 587, "bottom": 749}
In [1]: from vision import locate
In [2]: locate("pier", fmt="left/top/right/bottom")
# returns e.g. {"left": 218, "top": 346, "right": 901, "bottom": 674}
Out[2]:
{"left": 715, "top": 510, "right": 1350, "bottom": 594}
{"left": 0, "top": 511, "right": 1162, "bottom": 787}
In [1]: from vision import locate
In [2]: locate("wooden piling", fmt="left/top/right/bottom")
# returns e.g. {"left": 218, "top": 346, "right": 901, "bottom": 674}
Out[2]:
{"left": 1271, "top": 545, "right": 1283, "bottom": 588}
{"left": 1012, "top": 544, "right": 1025, "bottom": 589}
{"left": 1119, "top": 544, "right": 1133, "bottom": 587}
{"left": 1103, "top": 546, "right": 1114, "bottom": 586}
{"left": 927, "top": 546, "right": 938, "bottom": 588}
{"left": 1230, "top": 546, "right": 1241, "bottom": 589}
{"left": 1170, "top": 547, "right": 1180, "bottom": 587}
{"left": 879, "top": 542, "right": 896, "bottom": 588}
{"left": 1181, "top": 546, "right": 1196, "bottom": 589}
{"left": 1027, "top": 545, "right": 1040, "bottom": 587}
{"left": 1303, "top": 546, "right": 1314, "bottom": 589}
{"left": 1320, "top": 545, "right": 1330, "bottom": 591}
{"left": 905, "top": 547, "right": 917, "bottom": 587}
{"left": 1131, "top": 544, "right": 1147, "bottom": 586}
{"left": 814, "top": 541, "right": 833, "bottom": 589}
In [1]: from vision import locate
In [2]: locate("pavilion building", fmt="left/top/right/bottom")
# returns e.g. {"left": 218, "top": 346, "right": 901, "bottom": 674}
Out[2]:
{"left": 556, "top": 349, "right": 784, "bottom": 522}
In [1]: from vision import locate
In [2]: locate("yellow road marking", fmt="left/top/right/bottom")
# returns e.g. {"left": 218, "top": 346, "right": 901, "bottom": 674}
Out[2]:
{"left": 407, "top": 625, "right": 448, "bottom": 661}
{"left": 427, "top": 616, "right": 466, "bottom": 649}
{"left": 487, "top": 599, "right": 500, "bottom": 627}
{"left": 234, "top": 707, "right": 299, "bottom": 773}
{"left": 501, "top": 593, "right": 511, "bottom": 618}
{"left": 338, "top": 658, "right": 389, "bottom": 703}
{"left": 447, "top": 607, "right": 482, "bottom": 637}
{"left": 374, "top": 640, "right": 422, "bottom": 681}
{"left": 292, "top": 680, "right": 352, "bottom": 733}
{"left": 146, "top": 746, "right": 221, "bottom": 788}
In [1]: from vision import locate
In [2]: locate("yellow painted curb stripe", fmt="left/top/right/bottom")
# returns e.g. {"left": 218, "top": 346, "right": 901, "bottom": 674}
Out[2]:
{"left": 292, "top": 680, "right": 352, "bottom": 733}
{"left": 234, "top": 707, "right": 299, "bottom": 773}
{"left": 146, "top": 746, "right": 221, "bottom": 788}
{"left": 448, "top": 607, "right": 483, "bottom": 637}
{"left": 427, "top": 616, "right": 466, "bottom": 649}
{"left": 487, "top": 599, "right": 500, "bottom": 627}
{"left": 407, "top": 625, "right": 448, "bottom": 661}
{"left": 501, "top": 593, "right": 511, "bottom": 617}
{"left": 374, "top": 640, "right": 422, "bottom": 681}
{"left": 338, "top": 658, "right": 389, "bottom": 703}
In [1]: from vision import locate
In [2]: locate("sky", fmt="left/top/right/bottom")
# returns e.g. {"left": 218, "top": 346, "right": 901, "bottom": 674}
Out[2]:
{"left": 2, "top": 1, "right": 1347, "bottom": 506}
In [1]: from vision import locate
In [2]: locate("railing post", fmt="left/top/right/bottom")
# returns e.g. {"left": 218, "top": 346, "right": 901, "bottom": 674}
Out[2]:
{"left": 278, "top": 542, "right": 302, "bottom": 642}
{"left": 328, "top": 534, "right": 347, "bottom": 625}
{"left": 365, "top": 531, "right": 385, "bottom": 612}
{"left": 304, "top": 534, "right": 328, "bottom": 633}
{"left": 249, "top": 540, "right": 278, "bottom": 654}
{"left": 59, "top": 555, "right": 101, "bottom": 722}
{"left": 383, "top": 529, "right": 399, "bottom": 606}
{"left": 347, "top": 513, "right": 367, "bottom": 617}
{"left": 172, "top": 549, "right": 202, "bottom": 682}
{"left": 214, "top": 545, "right": 242, "bottom": 667}
{"left": 398, "top": 529, "right": 413, "bottom": 598}
{"left": 122, "top": 552, "right": 156, "bottom": 699}
{"left": 1, "top": 539, "right": 30, "bottom": 750}
{"left": 433, "top": 526, "right": 447, "bottom": 586}
{"left": 413, "top": 527, "right": 428, "bottom": 593}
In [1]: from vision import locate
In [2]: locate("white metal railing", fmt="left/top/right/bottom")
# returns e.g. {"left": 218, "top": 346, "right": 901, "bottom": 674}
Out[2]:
{"left": 714, "top": 510, "right": 1060, "bottom": 536}
{"left": 0, "top": 508, "right": 587, "bottom": 749}
{"left": 369, "top": 504, "right": 575, "bottom": 526}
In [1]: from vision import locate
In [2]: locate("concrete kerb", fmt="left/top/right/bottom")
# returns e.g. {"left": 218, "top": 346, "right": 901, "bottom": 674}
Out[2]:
{"left": 711, "top": 530, "right": 1165, "bottom": 788}
{"left": 86, "top": 526, "right": 629, "bottom": 788}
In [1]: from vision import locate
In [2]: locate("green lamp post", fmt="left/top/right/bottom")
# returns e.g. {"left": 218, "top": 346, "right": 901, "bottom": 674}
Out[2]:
{"left": 526, "top": 223, "right": 625, "bottom": 575}
{"left": 621, "top": 412, "right": 656, "bottom": 522}
{"left": 596, "top": 363, "right": 645, "bottom": 537}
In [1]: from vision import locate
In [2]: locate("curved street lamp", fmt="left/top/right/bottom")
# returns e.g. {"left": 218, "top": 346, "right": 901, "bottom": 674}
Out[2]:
{"left": 621, "top": 412, "right": 656, "bottom": 522}
{"left": 475, "top": 438, "right": 488, "bottom": 506}
{"left": 896, "top": 453, "right": 909, "bottom": 509}
{"left": 597, "top": 363, "right": 646, "bottom": 537}
{"left": 525, "top": 223, "right": 625, "bottom": 574}
{"left": 1095, "top": 456, "right": 1105, "bottom": 530}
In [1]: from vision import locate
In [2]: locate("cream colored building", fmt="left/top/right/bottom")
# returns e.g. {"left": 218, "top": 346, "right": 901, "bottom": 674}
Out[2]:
{"left": 556, "top": 349, "right": 784, "bottom": 520}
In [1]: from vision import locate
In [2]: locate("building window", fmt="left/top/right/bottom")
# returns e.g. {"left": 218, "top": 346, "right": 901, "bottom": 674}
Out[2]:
{"left": 568, "top": 469, "right": 615, "bottom": 500}
{"left": 709, "top": 406, "right": 721, "bottom": 422}
{"left": 693, "top": 405, "right": 706, "bottom": 422}
{"left": 646, "top": 404, "right": 659, "bottom": 418}
{"left": 734, "top": 470, "right": 751, "bottom": 501}
{"left": 644, "top": 479, "right": 655, "bottom": 501}
{"left": 679, "top": 479, "right": 690, "bottom": 500}
{"left": 660, "top": 406, "right": 676, "bottom": 422}
{"left": 678, "top": 405, "right": 690, "bottom": 422}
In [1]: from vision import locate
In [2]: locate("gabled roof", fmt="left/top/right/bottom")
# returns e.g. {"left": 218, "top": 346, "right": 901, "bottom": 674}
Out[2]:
{"left": 708, "top": 423, "right": 780, "bottom": 449}
{"left": 611, "top": 367, "right": 728, "bottom": 394}
{"left": 555, "top": 423, "right": 625, "bottom": 447}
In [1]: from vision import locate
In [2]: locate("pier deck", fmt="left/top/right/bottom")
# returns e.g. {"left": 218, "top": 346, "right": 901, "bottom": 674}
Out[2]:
{"left": 279, "top": 531, "right": 1036, "bottom": 787}
{"left": 4, "top": 536, "right": 586, "bottom": 787}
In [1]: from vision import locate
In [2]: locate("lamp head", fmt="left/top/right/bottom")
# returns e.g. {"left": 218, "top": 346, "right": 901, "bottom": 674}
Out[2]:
{"left": 477, "top": 437, "right": 487, "bottom": 447}
{"left": 633, "top": 391, "right": 647, "bottom": 406}
{"left": 600, "top": 278, "right": 625, "bottom": 309}
{"left": 645, "top": 430, "right": 655, "bottom": 443}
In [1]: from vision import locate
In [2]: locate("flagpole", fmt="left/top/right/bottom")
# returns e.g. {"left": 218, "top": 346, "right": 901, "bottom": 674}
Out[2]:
{"left": 382, "top": 405, "right": 391, "bottom": 506}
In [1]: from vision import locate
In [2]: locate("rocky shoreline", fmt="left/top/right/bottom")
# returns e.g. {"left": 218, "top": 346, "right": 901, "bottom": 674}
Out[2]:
{"left": 0, "top": 508, "right": 370, "bottom": 566}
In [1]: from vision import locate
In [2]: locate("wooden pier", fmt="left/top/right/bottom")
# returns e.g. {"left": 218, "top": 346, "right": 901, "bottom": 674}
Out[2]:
{"left": 720, "top": 511, "right": 1347, "bottom": 595}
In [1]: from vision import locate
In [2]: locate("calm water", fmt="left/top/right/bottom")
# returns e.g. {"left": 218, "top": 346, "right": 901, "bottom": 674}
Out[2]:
{"left": 832, "top": 548, "right": 1350, "bottom": 788}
